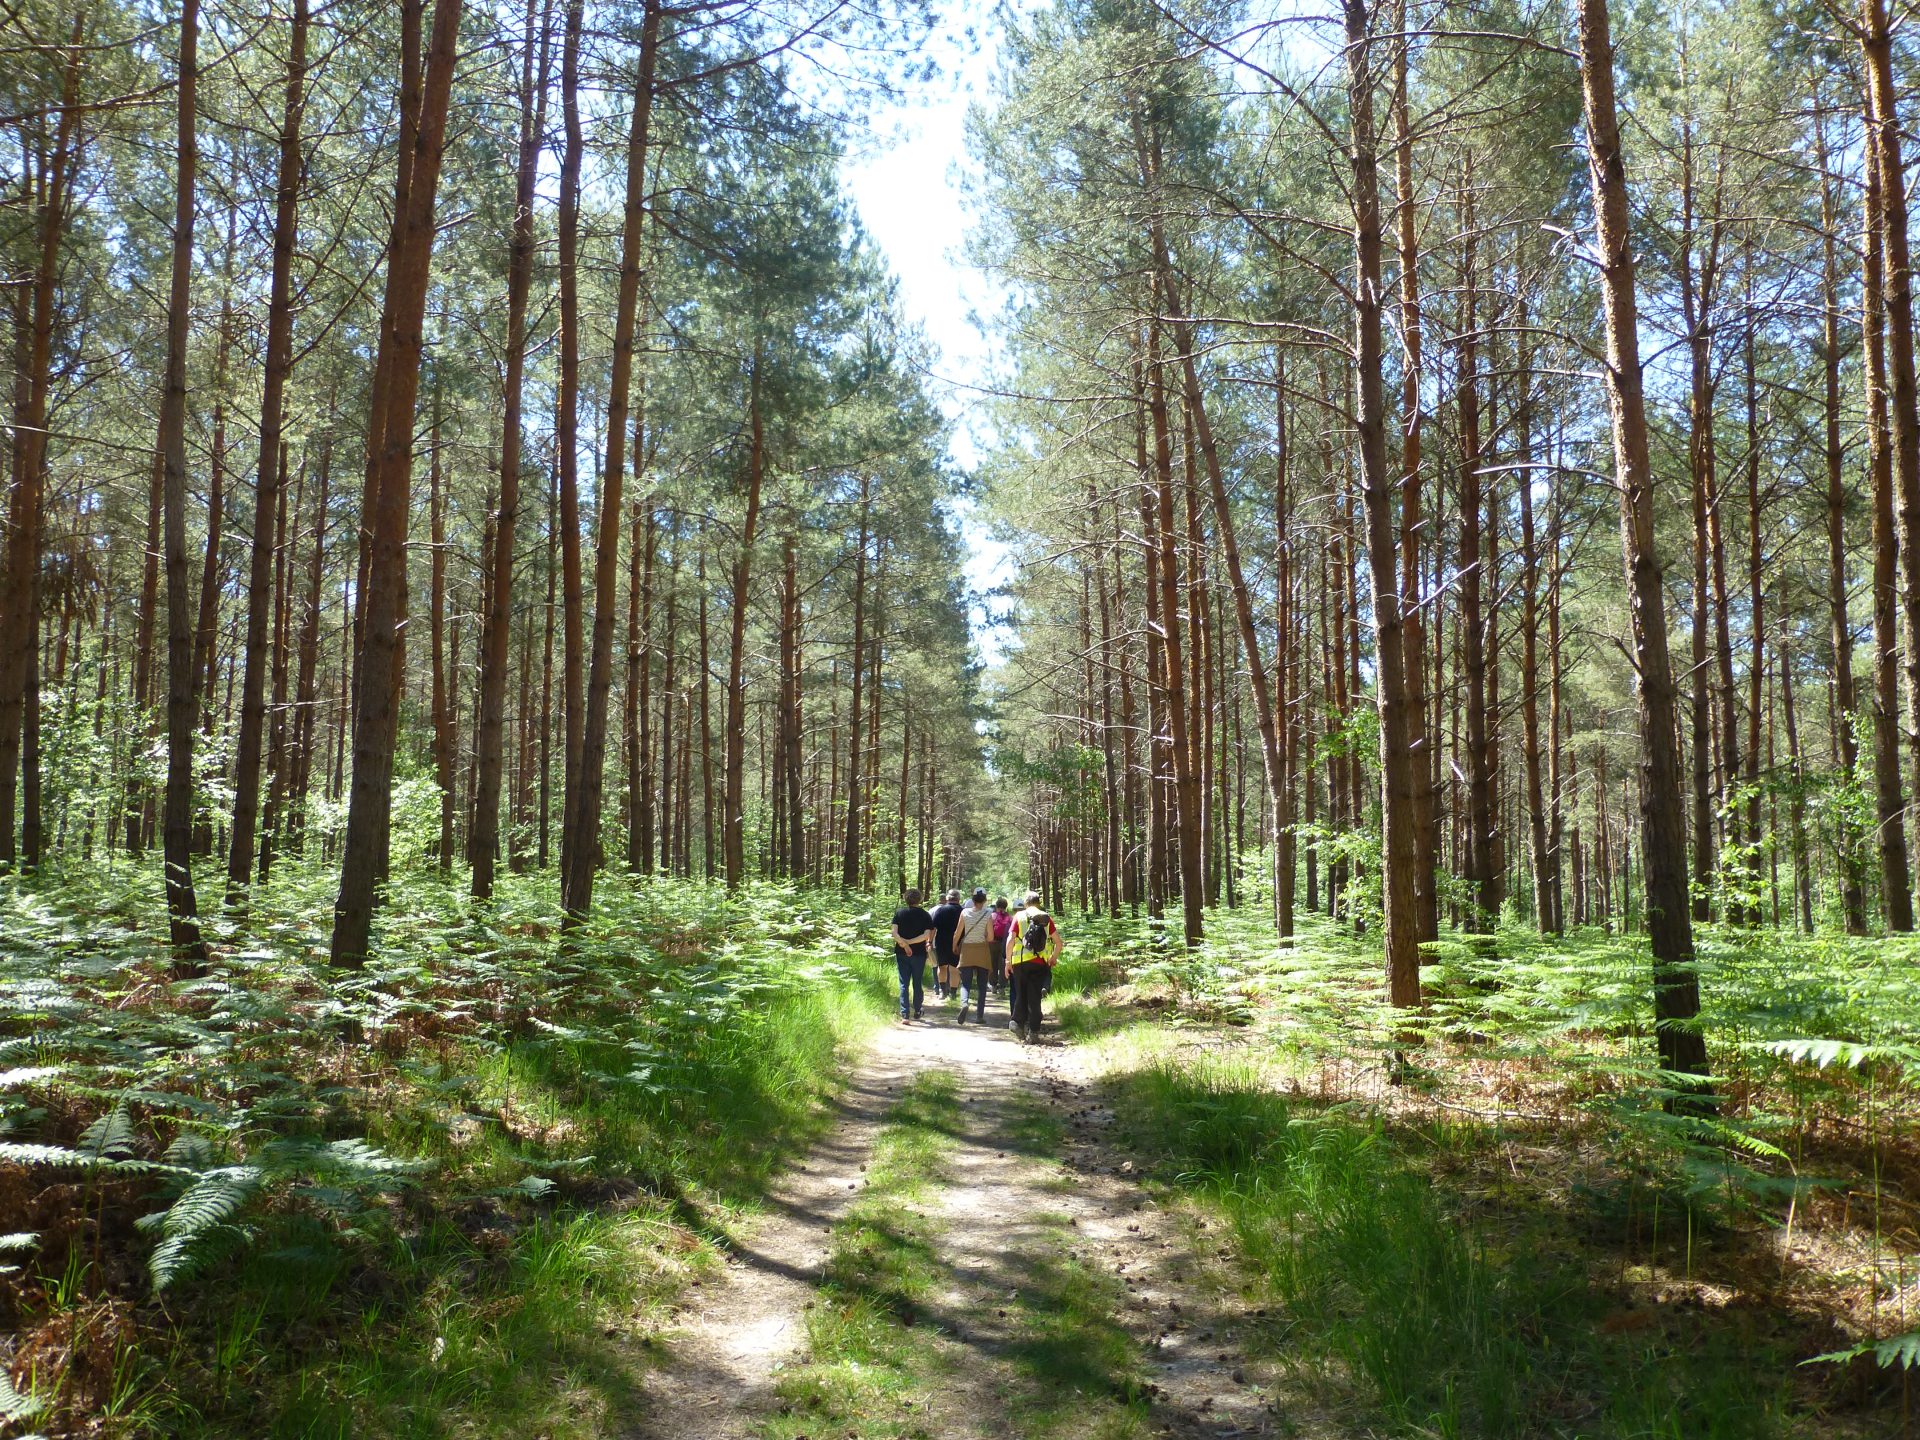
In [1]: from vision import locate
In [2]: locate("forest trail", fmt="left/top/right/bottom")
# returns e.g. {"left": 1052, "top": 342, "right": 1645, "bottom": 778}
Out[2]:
{"left": 631, "top": 1002, "right": 1291, "bottom": 1440}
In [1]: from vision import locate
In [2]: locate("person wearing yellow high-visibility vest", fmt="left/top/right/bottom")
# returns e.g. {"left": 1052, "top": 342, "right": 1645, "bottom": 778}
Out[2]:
{"left": 1005, "top": 891, "right": 1060, "bottom": 1042}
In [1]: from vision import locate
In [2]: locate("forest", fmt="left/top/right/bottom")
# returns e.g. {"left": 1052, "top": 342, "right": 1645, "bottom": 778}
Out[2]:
{"left": 1, "top": 0, "right": 1918, "bottom": 1434}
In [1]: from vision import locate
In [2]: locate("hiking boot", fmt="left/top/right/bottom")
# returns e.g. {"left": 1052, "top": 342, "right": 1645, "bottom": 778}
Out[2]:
{"left": 956, "top": 1009, "right": 968, "bottom": 1024}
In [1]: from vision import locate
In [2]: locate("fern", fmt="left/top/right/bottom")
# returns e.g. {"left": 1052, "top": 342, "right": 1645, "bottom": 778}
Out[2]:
{"left": 1760, "top": 1036, "right": 1920, "bottom": 1080}
{"left": 77, "top": 1101, "right": 137, "bottom": 1161}
{"left": 0, "top": 1139, "right": 175, "bottom": 1175}
{"left": 144, "top": 1165, "right": 262, "bottom": 1291}
{"left": 0, "top": 1369, "right": 43, "bottom": 1423}
{"left": 1809, "top": 1328, "right": 1920, "bottom": 1371}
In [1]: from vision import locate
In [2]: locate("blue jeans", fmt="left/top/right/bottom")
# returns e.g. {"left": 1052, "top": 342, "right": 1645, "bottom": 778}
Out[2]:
{"left": 959, "top": 965, "right": 988, "bottom": 1019}
{"left": 895, "top": 950, "right": 927, "bottom": 1016}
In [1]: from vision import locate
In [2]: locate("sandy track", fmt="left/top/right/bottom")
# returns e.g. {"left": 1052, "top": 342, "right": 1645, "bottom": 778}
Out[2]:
{"left": 629, "top": 1002, "right": 1288, "bottom": 1439}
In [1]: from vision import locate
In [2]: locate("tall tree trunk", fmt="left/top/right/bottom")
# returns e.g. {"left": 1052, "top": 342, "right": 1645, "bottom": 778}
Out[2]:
{"left": 1458, "top": 194, "right": 1495, "bottom": 930}
{"left": 1141, "top": 278, "right": 1204, "bottom": 947}
{"left": 1678, "top": 119, "right": 1721, "bottom": 924}
{"left": 427, "top": 421, "right": 455, "bottom": 869}
{"left": 841, "top": 475, "right": 870, "bottom": 885}
{"left": 1741, "top": 299, "right": 1765, "bottom": 913}
{"left": 287, "top": 431, "right": 329, "bottom": 855}
{"left": 159, "top": 0, "right": 207, "bottom": 965}
{"left": 539, "top": 472, "right": 557, "bottom": 868}
{"left": 1577, "top": 0, "right": 1710, "bottom": 1082}
{"left": 1273, "top": 360, "right": 1297, "bottom": 938}
{"left": 1517, "top": 316, "right": 1555, "bottom": 933}
{"left": 629, "top": 499, "right": 656, "bottom": 871}
{"left": 1342, "top": 0, "right": 1421, "bottom": 1008}
{"left": 128, "top": 450, "right": 163, "bottom": 855}
{"left": 228, "top": 0, "right": 308, "bottom": 903}
{"left": 1864, "top": 130, "right": 1914, "bottom": 929}
{"left": 1150, "top": 224, "right": 1285, "bottom": 938}
{"left": 1780, "top": 648, "right": 1814, "bottom": 933}
{"left": 471, "top": 0, "right": 552, "bottom": 896}
{"left": 0, "top": 12, "right": 86, "bottom": 866}
{"left": 699, "top": 536, "right": 716, "bottom": 880}
{"left": 330, "top": 0, "right": 465, "bottom": 965}
{"left": 562, "top": 0, "right": 660, "bottom": 916}
{"left": 1816, "top": 104, "right": 1867, "bottom": 935}
{"left": 258, "top": 445, "right": 295, "bottom": 877}
{"left": 554, "top": 0, "right": 586, "bottom": 885}
{"left": 723, "top": 363, "right": 766, "bottom": 889}
{"left": 780, "top": 532, "right": 804, "bottom": 876}
{"left": 1863, "top": 0, "right": 1920, "bottom": 902}
{"left": 1133, "top": 358, "right": 1167, "bottom": 922}
{"left": 1391, "top": 0, "right": 1437, "bottom": 945}
{"left": 657, "top": 537, "right": 679, "bottom": 868}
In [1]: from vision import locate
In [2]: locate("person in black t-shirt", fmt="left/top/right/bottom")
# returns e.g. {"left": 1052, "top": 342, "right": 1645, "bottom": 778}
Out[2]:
{"left": 890, "top": 888, "right": 934, "bottom": 1021}
{"left": 930, "top": 890, "right": 964, "bottom": 999}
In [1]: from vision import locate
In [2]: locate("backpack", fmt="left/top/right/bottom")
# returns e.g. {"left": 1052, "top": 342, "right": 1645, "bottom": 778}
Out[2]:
{"left": 1022, "top": 911, "right": 1051, "bottom": 959}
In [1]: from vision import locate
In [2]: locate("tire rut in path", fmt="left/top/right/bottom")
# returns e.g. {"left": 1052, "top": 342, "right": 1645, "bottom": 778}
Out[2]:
{"left": 630, "top": 1008, "right": 1290, "bottom": 1439}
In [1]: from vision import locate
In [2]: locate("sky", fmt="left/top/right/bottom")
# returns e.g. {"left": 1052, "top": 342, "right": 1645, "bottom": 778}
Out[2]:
{"left": 824, "top": 4, "right": 1034, "bottom": 662}
{"left": 833, "top": 12, "right": 1010, "bottom": 470}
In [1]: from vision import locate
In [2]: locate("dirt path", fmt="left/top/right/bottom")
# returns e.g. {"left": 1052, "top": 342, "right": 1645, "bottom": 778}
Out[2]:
{"left": 631, "top": 1001, "right": 1290, "bottom": 1440}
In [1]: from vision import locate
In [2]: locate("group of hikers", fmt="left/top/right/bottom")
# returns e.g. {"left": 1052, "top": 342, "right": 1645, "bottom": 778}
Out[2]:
{"left": 888, "top": 888, "right": 1061, "bottom": 1041}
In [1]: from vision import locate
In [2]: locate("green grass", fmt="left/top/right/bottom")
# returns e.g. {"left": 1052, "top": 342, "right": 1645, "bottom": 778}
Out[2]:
{"left": 763, "top": 1071, "right": 961, "bottom": 1440}
{"left": 1101, "top": 1049, "right": 1806, "bottom": 1439}
{"left": 0, "top": 860, "right": 896, "bottom": 1439}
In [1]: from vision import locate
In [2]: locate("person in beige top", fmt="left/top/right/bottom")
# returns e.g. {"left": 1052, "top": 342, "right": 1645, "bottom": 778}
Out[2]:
{"left": 954, "top": 888, "right": 995, "bottom": 1023}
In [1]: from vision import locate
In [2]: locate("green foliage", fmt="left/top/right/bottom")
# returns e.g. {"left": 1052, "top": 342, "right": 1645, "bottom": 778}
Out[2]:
{"left": 1105, "top": 1051, "right": 1796, "bottom": 1437}
{"left": 0, "top": 858, "right": 897, "bottom": 1437}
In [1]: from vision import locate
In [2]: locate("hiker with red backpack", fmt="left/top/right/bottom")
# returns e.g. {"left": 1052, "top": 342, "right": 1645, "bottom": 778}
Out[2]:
{"left": 1005, "top": 891, "right": 1060, "bottom": 1042}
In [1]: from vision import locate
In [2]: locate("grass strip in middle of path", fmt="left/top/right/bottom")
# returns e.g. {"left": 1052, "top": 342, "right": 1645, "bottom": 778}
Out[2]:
{"left": 764, "top": 1070, "right": 962, "bottom": 1439}
{"left": 993, "top": 1090, "right": 1153, "bottom": 1440}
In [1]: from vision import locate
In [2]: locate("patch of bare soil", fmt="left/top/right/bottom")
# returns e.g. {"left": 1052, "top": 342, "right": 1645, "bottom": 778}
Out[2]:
{"left": 628, "top": 1004, "right": 1308, "bottom": 1439}
{"left": 626, "top": 1017, "right": 926, "bottom": 1440}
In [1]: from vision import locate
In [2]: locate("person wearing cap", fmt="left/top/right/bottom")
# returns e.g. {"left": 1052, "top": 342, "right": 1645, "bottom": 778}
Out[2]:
{"left": 930, "top": 889, "right": 965, "bottom": 1000}
{"left": 1005, "top": 890, "right": 1060, "bottom": 1042}
{"left": 954, "top": 888, "right": 995, "bottom": 1023}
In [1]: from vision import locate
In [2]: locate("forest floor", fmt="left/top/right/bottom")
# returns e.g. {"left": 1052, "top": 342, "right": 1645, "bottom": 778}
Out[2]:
{"left": 5, "top": 875, "right": 1916, "bottom": 1439}
{"left": 633, "top": 997, "right": 1291, "bottom": 1440}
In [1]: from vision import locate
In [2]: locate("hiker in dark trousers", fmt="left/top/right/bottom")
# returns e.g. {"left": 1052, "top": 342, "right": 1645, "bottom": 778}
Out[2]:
{"left": 891, "top": 889, "right": 933, "bottom": 1021}
{"left": 930, "top": 890, "right": 963, "bottom": 999}
{"left": 954, "top": 888, "right": 995, "bottom": 1023}
{"left": 1005, "top": 890, "right": 1060, "bottom": 1042}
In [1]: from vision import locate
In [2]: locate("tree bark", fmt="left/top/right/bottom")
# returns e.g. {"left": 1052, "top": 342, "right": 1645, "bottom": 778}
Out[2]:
{"left": 1342, "top": 0, "right": 1421, "bottom": 1007}
{"left": 1863, "top": 0, "right": 1920, "bottom": 905}
{"left": 159, "top": 0, "right": 207, "bottom": 965}
{"left": 1142, "top": 284, "right": 1204, "bottom": 947}
{"left": 723, "top": 363, "right": 766, "bottom": 889}
{"left": 471, "top": 0, "right": 552, "bottom": 897}
{"left": 555, "top": 0, "right": 586, "bottom": 885}
{"left": 1391, "top": 0, "right": 1437, "bottom": 946}
{"left": 1576, "top": 0, "right": 1710, "bottom": 1082}
{"left": 562, "top": 0, "right": 660, "bottom": 916}
{"left": 841, "top": 475, "right": 870, "bottom": 885}
{"left": 427, "top": 421, "right": 455, "bottom": 869}
{"left": 1158, "top": 255, "right": 1285, "bottom": 939}
{"left": 1457, "top": 192, "right": 1496, "bottom": 930}
{"left": 0, "top": 12, "right": 86, "bottom": 866}
{"left": 330, "top": 0, "right": 466, "bottom": 965}
{"left": 228, "top": 0, "right": 308, "bottom": 903}
{"left": 1864, "top": 130, "right": 1914, "bottom": 929}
